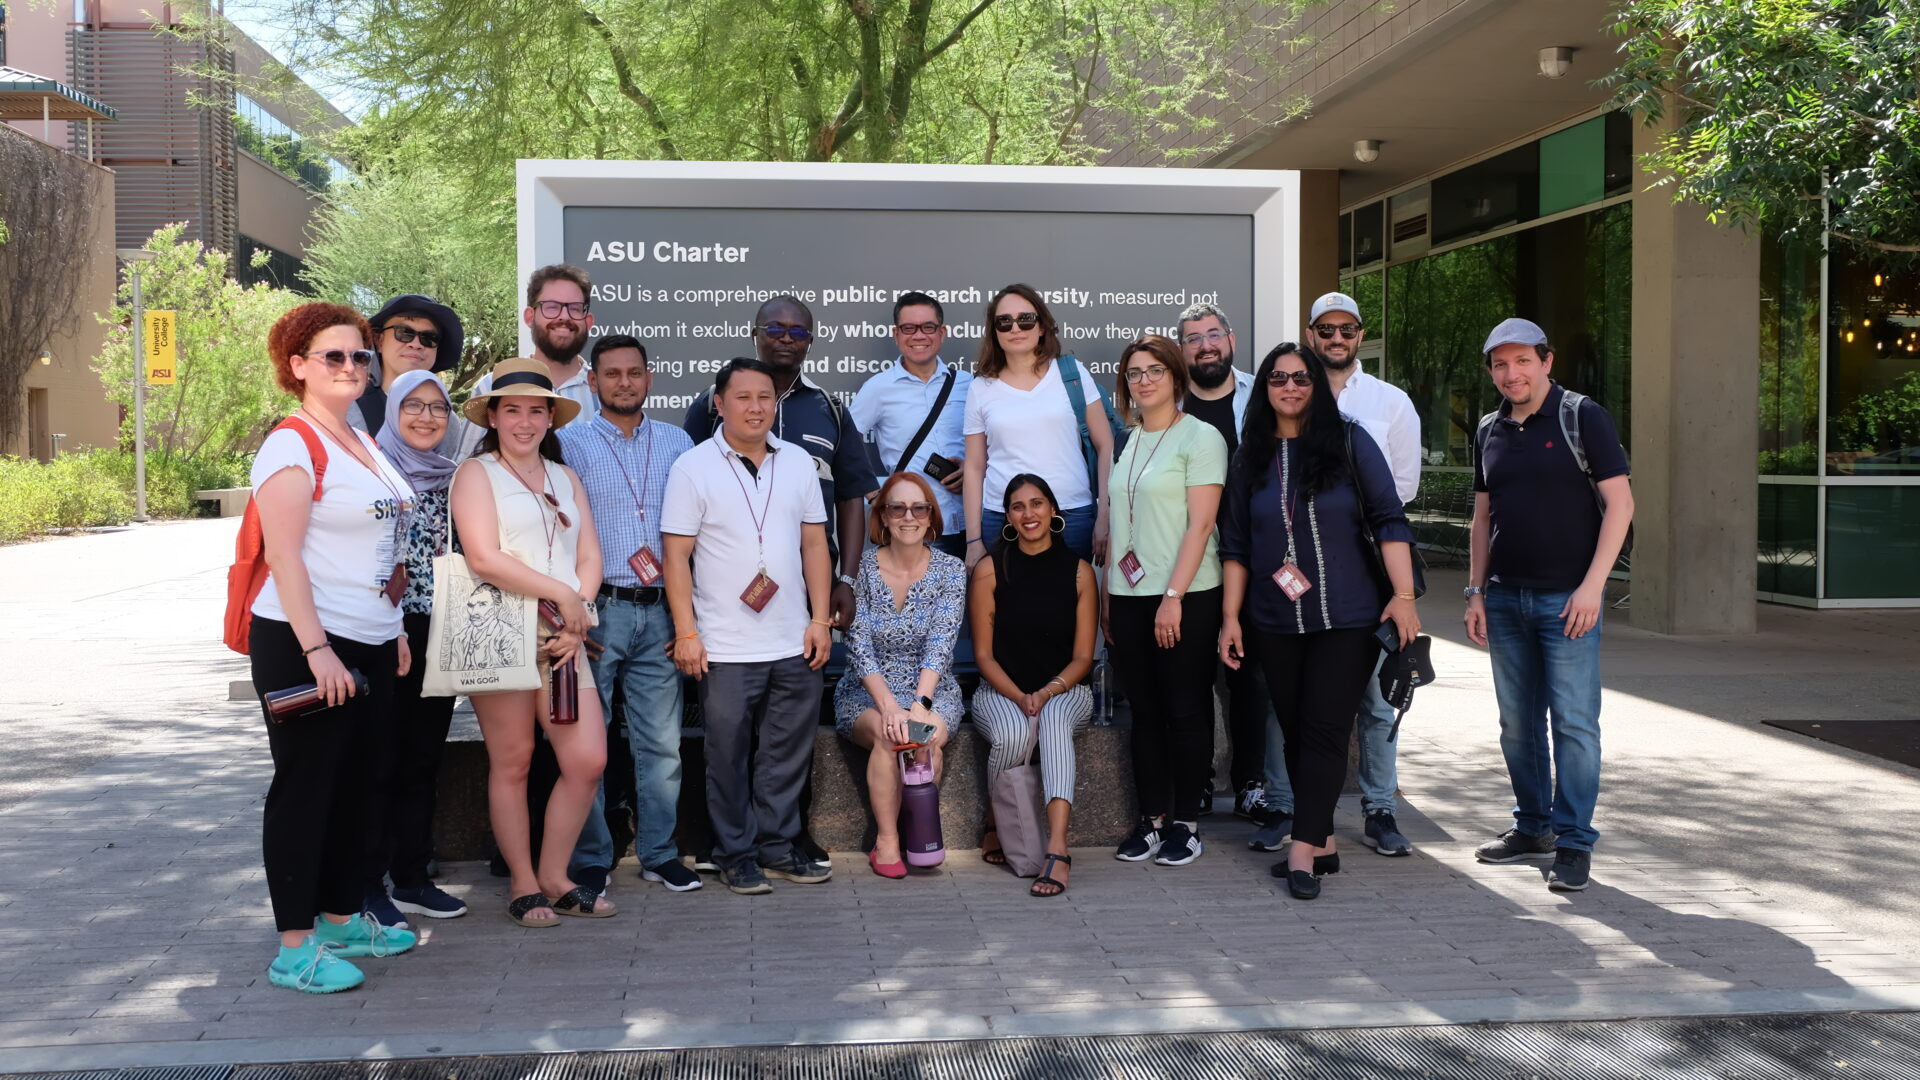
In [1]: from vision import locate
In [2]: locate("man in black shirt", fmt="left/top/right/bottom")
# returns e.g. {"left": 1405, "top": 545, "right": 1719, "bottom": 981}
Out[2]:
{"left": 1464, "top": 318, "right": 1634, "bottom": 893}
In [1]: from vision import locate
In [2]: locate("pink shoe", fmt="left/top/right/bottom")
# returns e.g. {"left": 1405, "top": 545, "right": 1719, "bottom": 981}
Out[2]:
{"left": 868, "top": 849, "right": 907, "bottom": 879}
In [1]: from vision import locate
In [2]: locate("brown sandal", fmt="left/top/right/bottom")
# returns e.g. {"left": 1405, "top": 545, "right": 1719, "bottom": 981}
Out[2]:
{"left": 981, "top": 828, "right": 1007, "bottom": 867}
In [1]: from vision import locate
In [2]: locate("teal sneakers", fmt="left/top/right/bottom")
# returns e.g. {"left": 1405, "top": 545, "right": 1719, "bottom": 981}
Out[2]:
{"left": 313, "top": 911, "right": 418, "bottom": 958}
{"left": 267, "top": 937, "right": 365, "bottom": 994}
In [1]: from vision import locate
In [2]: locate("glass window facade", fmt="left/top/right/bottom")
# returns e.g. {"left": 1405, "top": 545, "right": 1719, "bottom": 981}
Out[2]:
{"left": 1826, "top": 257, "right": 1920, "bottom": 477}
{"left": 234, "top": 94, "right": 351, "bottom": 193}
{"left": 1759, "top": 236, "right": 1820, "bottom": 476}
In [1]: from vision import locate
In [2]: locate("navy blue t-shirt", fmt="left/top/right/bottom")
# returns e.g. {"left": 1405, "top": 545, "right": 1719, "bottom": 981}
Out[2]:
{"left": 1472, "top": 382, "right": 1629, "bottom": 591}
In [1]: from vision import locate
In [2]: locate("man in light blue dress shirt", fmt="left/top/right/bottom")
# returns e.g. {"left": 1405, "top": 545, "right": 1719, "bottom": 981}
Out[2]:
{"left": 558, "top": 334, "right": 700, "bottom": 896}
{"left": 849, "top": 291, "right": 972, "bottom": 558}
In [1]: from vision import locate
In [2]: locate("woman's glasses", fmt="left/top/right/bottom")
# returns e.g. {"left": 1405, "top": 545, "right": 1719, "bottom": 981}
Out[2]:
{"left": 1267, "top": 370, "right": 1314, "bottom": 387}
{"left": 399, "top": 400, "right": 452, "bottom": 418}
{"left": 1124, "top": 364, "right": 1170, "bottom": 384}
{"left": 305, "top": 349, "right": 376, "bottom": 370}
{"left": 384, "top": 326, "right": 441, "bottom": 348}
{"left": 885, "top": 502, "right": 934, "bottom": 521}
{"left": 993, "top": 312, "right": 1041, "bottom": 332}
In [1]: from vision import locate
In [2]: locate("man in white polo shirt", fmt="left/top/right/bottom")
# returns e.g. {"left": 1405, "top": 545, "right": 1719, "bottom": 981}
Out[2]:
{"left": 1305, "top": 290, "right": 1424, "bottom": 857}
{"left": 662, "top": 357, "right": 835, "bottom": 896}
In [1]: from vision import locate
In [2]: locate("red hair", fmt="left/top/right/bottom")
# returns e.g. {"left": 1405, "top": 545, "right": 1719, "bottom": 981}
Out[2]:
{"left": 868, "top": 472, "right": 945, "bottom": 545}
{"left": 268, "top": 302, "right": 372, "bottom": 396}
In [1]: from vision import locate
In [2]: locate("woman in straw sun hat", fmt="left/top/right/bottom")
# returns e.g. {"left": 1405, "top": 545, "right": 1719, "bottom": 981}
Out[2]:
{"left": 449, "top": 359, "right": 613, "bottom": 927}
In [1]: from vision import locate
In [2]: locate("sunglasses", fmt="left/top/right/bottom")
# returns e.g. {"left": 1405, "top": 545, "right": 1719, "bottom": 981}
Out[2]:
{"left": 534, "top": 300, "right": 589, "bottom": 319}
{"left": 895, "top": 322, "right": 943, "bottom": 337}
{"left": 399, "top": 400, "right": 452, "bottom": 418}
{"left": 994, "top": 312, "right": 1042, "bottom": 332}
{"left": 1311, "top": 323, "right": 1362, "bottom": 340}
{"left": 884, "top": 503, "right": 934, "bottom": 520}
{"left": 537, "top": 490, "right": 573, "bottom": 530}
{"left": 1267, "top": 370, "right": 1314, "bottom": 387}
{"left": 760, "top": 324, "right": 814, "bottom": 343}
{"left": 384, "top": 325, "right": 441, "bottom": 349}
{"left": 304, "top": 349, "right": 376, "bottom": 370}
{"left": 1124, "top": 364, "right": 1170, "bottom": 384}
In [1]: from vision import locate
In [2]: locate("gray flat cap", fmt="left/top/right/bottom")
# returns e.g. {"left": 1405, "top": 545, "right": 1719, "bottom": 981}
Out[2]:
{"left": 1483, "top": 317, "right": 1549, "bottom": 355}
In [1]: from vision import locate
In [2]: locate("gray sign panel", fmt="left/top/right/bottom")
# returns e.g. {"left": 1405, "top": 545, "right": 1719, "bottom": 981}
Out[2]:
{"left": 563, "top": 206, "right": 1253, "bottom": 414}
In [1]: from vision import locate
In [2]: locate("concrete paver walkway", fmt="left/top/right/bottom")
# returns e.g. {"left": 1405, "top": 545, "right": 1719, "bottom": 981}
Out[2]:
{"left": 1, "top": 520, "right": 1917, "bottom": 1070}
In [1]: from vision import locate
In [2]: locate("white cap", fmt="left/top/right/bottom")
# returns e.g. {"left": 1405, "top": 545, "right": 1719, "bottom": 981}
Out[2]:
{"left": 1309, "top": 291, "right": 1361, "bottom": 324}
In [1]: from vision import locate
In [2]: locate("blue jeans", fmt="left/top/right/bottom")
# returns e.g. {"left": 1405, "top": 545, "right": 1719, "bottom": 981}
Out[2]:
{"left": 1483, "top": 583, "right": 1603, "bottom": 851}
{"left": 570, "top": 597, "right": 685, "bottom": 875}
{"left": 982, "top": 503, "right": 1095, "bottom": 564}
{"left": 1355, "top": 655, "right": 1399, "bottom": 815}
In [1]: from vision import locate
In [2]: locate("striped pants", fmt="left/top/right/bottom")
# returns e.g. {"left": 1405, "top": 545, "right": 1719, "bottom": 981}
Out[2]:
{"left": 971, "top": 684, "right": 1092, "bottom": 805}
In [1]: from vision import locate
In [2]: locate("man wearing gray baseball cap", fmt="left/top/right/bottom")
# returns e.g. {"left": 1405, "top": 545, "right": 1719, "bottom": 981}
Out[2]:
{"left": 1464, "top": 317, "right": 1633, "bottom": 893}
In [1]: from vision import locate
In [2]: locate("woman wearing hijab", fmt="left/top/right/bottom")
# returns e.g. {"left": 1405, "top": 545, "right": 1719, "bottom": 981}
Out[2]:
{"left": 364, "top": 370, "right": 468, "bottom": 926}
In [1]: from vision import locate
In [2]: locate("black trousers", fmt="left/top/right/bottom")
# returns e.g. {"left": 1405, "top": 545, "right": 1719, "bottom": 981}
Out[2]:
{"left": 1109, "top": 588, "right": 1223, "bottom": 822}
{"left": 250, "top": 616, "right": 397, "bottom": 933}
{"left": 366, "top": 611, "right": 457, "bottom": 890}
{"left": 1220, "top": 652, "right": 1269, "bottom": 791}
{"left": 1248, "top": 626, "right": 1379, "bottom": 848}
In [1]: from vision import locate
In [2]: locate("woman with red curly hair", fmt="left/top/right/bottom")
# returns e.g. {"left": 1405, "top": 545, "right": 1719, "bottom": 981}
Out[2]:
{"left": 249, "top": 302, "right": 419, "bottom": 993}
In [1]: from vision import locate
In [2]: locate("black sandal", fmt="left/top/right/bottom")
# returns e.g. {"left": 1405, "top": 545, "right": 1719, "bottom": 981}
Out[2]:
{"left": 1029, "top": 853, "right": 1072, "bottom": 898}
{"left": 981, "top": 828, "right": 1007, "bottom": 867}
{"left": 549, "top": 885, "right": 617, "bottom": 918}
{"left": 507, "top": 893, "right": 559, "bottom": 928}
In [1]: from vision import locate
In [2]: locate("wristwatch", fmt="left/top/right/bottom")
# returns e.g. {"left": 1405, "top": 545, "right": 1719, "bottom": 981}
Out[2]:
{"left": 916, "top": 695, "right": 934, "bottom": 710}
{"left": 1165, "top": 588, "right": 1183, "bottom": 599}
{"left": 1462, "top": 585, "right": 1485, "bottom": 599}
{"left": 837, "top": 573, "right": 857, "bottom": 588}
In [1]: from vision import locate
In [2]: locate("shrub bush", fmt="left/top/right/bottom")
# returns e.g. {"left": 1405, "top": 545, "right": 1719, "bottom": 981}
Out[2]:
{"left": 0, "top": 452, "right": 136, "bottom": 543}
{"left": 89, "top": 450, "right": 254, "bottom": 519}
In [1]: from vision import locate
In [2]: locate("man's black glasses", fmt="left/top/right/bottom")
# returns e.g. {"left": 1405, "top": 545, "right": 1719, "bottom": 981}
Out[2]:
{"left": 384, "top": 326, "right": 441, "bottom": 349}
{"left": 1311, "top": 323, "right": 1362, "bottom": 340}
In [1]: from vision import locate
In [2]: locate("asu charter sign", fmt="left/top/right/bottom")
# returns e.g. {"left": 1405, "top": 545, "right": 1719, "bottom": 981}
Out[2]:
{"left": 517, "top": 161, "right": 1302, "bottom": 414}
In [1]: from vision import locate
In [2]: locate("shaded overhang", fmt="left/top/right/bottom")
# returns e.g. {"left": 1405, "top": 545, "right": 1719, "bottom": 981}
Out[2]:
{"left": 0, "top": 65, "right": 119, "bottom": 122}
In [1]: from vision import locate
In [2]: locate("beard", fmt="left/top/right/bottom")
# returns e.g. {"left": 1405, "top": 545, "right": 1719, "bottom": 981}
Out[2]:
{"left": 533, "top": 321, "right": 587, "bottom": 365}
{"left": 1188, "top": 349, "right": 1234, "bottom": 390}
{"left": 600, "top": 397, "right": 644, "bottom": 417}
{"left": 1320, "top": 346, "right": 1358, "bottom": 371}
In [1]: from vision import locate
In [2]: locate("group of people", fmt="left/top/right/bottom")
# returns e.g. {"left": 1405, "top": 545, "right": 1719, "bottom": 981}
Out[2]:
{"left": 243, "top": 262, "right": 1632, "bottom": 994}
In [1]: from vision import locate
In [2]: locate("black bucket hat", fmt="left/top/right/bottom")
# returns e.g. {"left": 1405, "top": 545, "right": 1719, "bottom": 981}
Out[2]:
{"left": 369, "top": 293, "right": 463, "bottom": 374}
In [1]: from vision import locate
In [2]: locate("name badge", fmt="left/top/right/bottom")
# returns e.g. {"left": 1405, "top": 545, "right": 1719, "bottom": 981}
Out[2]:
{"left": 1117, "top": 549, "right": 1146, "bottom": 588}
{"left": 1273, "top": 561, "right": 1313, "bottom": 601}
{"left": 382, "top": 562, "right": 409, "bottom": 607}
{"left": 740, "top": 570, "right": 780, "bottom": 613}
{"left": 629, "top": 546, "right": 663, "bottom": 586}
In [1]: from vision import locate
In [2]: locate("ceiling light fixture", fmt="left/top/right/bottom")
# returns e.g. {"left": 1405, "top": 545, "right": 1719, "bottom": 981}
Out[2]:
{"left": 1538, "top": 47, "right": 1573, "bottom": 79}
{"left": 1353, "top": 139, "right": 1381, "bottom": 164}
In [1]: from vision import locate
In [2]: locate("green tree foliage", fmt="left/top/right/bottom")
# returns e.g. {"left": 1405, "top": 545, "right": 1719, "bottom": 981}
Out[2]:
{"left": 1609, "top": 0, "right": 1920, "bottom": 260}
{"left": 91, "top": 224, "right": 305, "bottom": 461}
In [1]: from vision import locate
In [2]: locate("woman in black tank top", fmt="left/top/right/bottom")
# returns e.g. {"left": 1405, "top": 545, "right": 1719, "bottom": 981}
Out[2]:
{"left": 969, "top": 474, "right": 1098, "bottom": 898}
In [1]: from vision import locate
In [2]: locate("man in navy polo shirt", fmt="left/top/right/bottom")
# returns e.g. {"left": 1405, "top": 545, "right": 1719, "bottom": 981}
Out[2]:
{"left": 1464, "top": 318, "right": 1634, "bottom": 893}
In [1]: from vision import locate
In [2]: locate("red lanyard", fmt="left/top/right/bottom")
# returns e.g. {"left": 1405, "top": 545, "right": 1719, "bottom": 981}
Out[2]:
{"left": 299, "top": 408, "right": 409, "bottom": 541}
{"left": 597, "top": 420, "right": 658, "bottom": 524}
{"left": 721, "top": 440, "right": 779, "bottom": 568}
{"left": 500, "top": 454, "right": 560, "bottom": 570}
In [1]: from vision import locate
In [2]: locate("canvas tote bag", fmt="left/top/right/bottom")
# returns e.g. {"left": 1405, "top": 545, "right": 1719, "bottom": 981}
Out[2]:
{"left": 422, "top": 509, "right": 540, "bottom": 697}
{"left": 988, "top": 717, "right": 1051, "bottom": 877}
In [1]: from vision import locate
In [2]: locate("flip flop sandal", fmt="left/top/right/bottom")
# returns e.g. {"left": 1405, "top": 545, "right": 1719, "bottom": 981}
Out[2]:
{"left": 507, "top": 893, "right": 559, "bottom": 928}
{"left": 1029, "top": 853, "right": 1072, "bottom": 898}
{"left": 550, "top": 885, "right": 617, "bottom": 918}
{"left": 980, "top": 830, "right": 1007, "bottom": 867}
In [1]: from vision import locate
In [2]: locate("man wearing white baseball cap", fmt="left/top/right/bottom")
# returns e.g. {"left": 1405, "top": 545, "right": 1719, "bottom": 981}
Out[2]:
{"left": 1464, "top": 317, "right": 1633, "bottom": 893}
{"left": 1299, "top": 291, "right": 1424, "bottom": 858}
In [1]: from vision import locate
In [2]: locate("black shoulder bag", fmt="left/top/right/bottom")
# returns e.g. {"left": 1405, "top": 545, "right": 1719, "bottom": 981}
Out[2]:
{"left": 894, "top": 367, "right": 957, "bottom": 475}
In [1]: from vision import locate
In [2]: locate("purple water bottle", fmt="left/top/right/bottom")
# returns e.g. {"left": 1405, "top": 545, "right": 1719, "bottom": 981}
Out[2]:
{"left": 899, "top": 755, "right": 945, "bottom": 867}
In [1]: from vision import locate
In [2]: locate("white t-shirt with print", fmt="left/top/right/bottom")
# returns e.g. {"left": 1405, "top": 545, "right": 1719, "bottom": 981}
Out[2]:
{"left": 963, "top": 358, "right": 1099, "bottom": 511}
{"left": 661, "top": 433, "right": 829, "bottom": 664}
{"left": 250, "top": 424, "right": 416, "bottom": 646}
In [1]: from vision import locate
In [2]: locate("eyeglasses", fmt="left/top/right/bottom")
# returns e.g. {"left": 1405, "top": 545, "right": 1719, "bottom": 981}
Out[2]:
{"left": 1124, "top": 365, "right": 1170, "bottom": 384}
{"left": 1267, "top": 370, "right": 1313, "bottom": 387}
{"left": 1182, "top": 330, "right": 1227, "bottom": 347}
{"left": 384, "top": 325, "right": 441, "bottom": 349}
{"left": 884, "top": 502, "right": 934, "bottom": 521}
{"left": 994, "top": 312, "right": 1041, "bottom": 332}
{"left": 1311, "top": 323, "right": 1362, "bottom": 340}
{"left": 304, "top": 349, "right": 376, "bottom": 370}
{"left": 534, "top": 300, "right": 589, "bottom": 319}
{"left": 399, "top": 400, "right": 452, "bottom": 418}
{"left": 895, "top": 322, "right": 943, "bottom": 337}
{"left": 760, "top": 324, "right": 814, "bottom": 343}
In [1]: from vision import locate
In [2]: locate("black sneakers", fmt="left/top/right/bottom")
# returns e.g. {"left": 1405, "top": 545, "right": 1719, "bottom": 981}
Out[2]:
{"left": 1247, "top": 812, "right": 1293, "bottom": 852}
{"left": 1153, "top": 822, "right": 1203, "bottom": 866}
{"left": 1115, "top": 817, "right": 1163, "bottom": 862}
{"left": 1474, "top": 827, "right": 1558, "bottom": 863}
{"left": 1363, "top": 811, "right": 1413, "bottom": 856}
{"left": 1547, "top": 848, "right": 1592, "bottom": 891}
{"left": 1234, "top": 781, "right": 1267, "bottom": 821}
{"left": 642, "top": 859, "right": 704, "bottom": 892}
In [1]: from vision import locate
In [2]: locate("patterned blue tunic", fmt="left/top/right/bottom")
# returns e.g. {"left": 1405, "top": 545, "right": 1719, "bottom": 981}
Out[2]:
{"left": 833, "top": 546, "right": 967, "bottom": 734}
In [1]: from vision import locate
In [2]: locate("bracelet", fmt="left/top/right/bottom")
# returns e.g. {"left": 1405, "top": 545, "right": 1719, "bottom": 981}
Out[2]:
{"left": 301, "top": 641, "right": 332, "bottom": 657}
{"left": 967, "top": 537, "right": 984, "bottom": 546}
{"left": 1045, "top": 676, "right": 1067, "bottom": 691}
{"left": 1394, "top": 592, "right": 1417, "bottom": 601}
{"left": 677, "top": 631, "right": 700, "bottom": 641}
{"left": 811, "top": 619, "right": 833, "bottom": 627}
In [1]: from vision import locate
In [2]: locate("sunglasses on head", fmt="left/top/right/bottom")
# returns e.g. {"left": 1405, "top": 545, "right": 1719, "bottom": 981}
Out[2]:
{"left": 1267, "top": 369, "right": 1313, "bottom": 387}
{"left": 760, "top": 324, "right": 814, "bottom": 343}
{"left": 304, "top": 349, "right": 376, "bottom": 370}
{"left": 384, "top": 325, "right": 441, "bottom": 349}
{"left": 994, "top": 312, "right": 1041, "bottom": 332}
{"left": 1312, "top": 322, "right": 1362, "bottom": 340}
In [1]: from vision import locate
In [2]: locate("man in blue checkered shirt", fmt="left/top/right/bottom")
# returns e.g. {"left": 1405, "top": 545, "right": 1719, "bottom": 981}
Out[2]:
{"left": 559, "top": 334, "right": 702, "bottom": 896}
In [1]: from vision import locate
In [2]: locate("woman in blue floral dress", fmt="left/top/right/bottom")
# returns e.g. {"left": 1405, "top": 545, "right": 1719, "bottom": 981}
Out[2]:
{"left": 834, "top": 472, "right": 968, "bottom": 878}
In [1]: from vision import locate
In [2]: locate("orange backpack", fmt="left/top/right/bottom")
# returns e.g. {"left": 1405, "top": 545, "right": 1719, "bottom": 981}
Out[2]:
{"left": 223, "top": 416, "right": 328, "bottom": 654}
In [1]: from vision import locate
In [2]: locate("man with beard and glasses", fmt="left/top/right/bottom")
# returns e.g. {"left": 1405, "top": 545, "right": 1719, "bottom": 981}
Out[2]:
{"left": 1175, "top": 303, "right": 1277, "bottom": 836}
{"left": 558, "top": 334, "right": 699, "bottom": 900}
{"left": 458, "top": 265, "right": 601, "bottom": 458}
{"left": 1303, "top": 291, "right": 1423, "bottom": 858}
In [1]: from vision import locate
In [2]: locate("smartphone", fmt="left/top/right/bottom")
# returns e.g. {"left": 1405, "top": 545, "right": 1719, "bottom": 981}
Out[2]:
{"left": 924, "top": 453, "right": 959, "bottom": 482}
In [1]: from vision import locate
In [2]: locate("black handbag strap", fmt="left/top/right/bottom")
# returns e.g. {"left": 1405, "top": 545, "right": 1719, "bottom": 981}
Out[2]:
{"left": 894, "top": 367, "right": 957, "bottom": 475}
{"left": 1344, "top": 420, "right": 1426, "bottom": 599}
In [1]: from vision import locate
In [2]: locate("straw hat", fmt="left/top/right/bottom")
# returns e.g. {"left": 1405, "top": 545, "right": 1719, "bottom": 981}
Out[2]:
{"left": 462, "top": 358, "right": 582, "bottom": 428}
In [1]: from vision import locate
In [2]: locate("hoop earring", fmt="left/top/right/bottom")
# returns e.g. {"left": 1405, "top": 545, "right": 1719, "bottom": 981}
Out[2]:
{"left": 1001, "top": 523, "right": 1019, "bottom": 543}
{"left": 1050, "top": 515, "right": 1066, "bottom": 535}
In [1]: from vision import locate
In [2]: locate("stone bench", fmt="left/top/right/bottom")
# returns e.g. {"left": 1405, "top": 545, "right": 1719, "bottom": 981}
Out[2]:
{"left": 195, "top": 487, "right": 251, "bottom": 518}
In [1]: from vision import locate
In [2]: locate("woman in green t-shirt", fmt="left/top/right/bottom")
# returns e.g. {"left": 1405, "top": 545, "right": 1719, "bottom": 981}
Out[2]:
{"left": 1101, "top": 335, "right": 1229, "bottom": 868}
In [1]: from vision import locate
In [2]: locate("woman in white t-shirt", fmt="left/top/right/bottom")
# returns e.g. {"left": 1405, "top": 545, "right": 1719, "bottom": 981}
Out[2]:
{"left": 449, "top": 358, "right": 611, "bottom": 928}
{"left": 961, "top": 283, "right": 1114, "bottom": 569}
{"left": 250, "top": 303, "right": 419, "bottom": 995}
